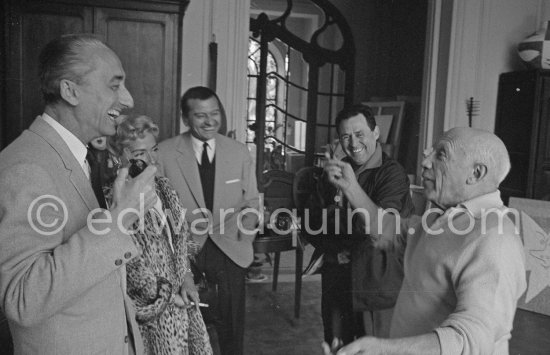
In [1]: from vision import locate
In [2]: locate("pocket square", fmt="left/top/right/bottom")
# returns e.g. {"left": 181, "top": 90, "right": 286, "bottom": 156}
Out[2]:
{"left": 225, "top": 179, "right": 240, "bottom": 184}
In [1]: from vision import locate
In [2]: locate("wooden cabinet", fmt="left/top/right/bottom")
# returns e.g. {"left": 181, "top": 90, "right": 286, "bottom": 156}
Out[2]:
{"left": 494, "top": 70, "right": 550, "bottom": 203}
{"left": 2, "top": 0, "right": 188, "bottom": 148}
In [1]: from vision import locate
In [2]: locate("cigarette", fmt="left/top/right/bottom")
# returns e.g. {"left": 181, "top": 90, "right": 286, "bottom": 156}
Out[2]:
{"left": 190, "top": 301, "right": 209, "bottom": 308}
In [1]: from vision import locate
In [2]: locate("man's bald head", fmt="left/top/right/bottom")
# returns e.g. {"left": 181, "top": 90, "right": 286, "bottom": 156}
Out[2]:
{"left": 445, "top": 127, "right": 511, "bottom": 187}
{"left": 421, "top": 127, "right": 511, "bottom": 208}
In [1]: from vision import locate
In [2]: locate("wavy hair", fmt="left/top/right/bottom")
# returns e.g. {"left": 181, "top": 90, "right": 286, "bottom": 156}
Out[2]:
{"left": 110, "top": 115, "right": 159, "bottom": 155}
{"left": 38, "top": 34, "right": 108, "bottom": 104}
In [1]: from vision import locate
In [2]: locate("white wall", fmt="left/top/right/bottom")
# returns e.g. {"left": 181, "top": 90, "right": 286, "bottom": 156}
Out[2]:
{"left": 180, "top": 0, "right": 250, "bottom": 140}
{"left": 181, "top": 0, "right": 550, "bottom": 145}
{"left": 442, "top": 0, "right": 542, "bottom": 132}
{"left": 542, "top": 0, "right": 550, "bottom": 24}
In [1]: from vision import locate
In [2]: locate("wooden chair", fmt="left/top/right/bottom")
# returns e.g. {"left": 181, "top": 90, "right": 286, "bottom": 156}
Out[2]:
{"left": 253, "top": 170, "right": 304, "bottom": 318}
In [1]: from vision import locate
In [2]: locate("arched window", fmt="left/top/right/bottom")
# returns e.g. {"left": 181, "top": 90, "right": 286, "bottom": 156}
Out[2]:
{"left": 246, "top": 38, "right": 289, "bottom": 170}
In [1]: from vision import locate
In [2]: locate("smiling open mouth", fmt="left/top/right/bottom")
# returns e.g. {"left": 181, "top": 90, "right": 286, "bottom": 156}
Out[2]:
{"left": 107, "top": 109, "right": 120, "bottom": 121}
{"left": 352, "top": 146, "right": 364, "bottom": 153}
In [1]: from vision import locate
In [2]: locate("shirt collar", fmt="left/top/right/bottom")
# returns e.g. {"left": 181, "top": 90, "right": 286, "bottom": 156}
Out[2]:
{"left": 457, "top": 190, "right": 504, "bottom": 218}
{"left": 41, "top": 113, "right": 88, "bottom": 170}
{"left": 190, "top": 134, "right": 216, "bottom": 162}
{"left": 428, "top": 191, "right": 503, "bottom": 231}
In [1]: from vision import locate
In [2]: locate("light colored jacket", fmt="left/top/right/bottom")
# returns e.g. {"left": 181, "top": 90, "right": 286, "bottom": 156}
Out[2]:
{"left": 158, "top": 132, "right": 259, "bottom": 268}
{"left": 0, "top": 117, "right": 144, "bottom": 355}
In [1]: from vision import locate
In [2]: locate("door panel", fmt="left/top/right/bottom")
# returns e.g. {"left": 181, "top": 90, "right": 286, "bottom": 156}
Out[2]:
{"left": 5, "top": 3, "right": 92, "bottom": 145}
{"left": 94, "top": 8, "right": 178, "bottom": 141}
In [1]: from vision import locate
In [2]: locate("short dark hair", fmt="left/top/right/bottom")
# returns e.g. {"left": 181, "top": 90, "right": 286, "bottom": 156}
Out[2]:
{"left": 180, "top": 86, "right": 226, "bottom": 119}
{"left": 38, "top": 34, "right": 107, "bottom": 104}
{"left": 335, "top": 104, "right": 377, "bottom": 133}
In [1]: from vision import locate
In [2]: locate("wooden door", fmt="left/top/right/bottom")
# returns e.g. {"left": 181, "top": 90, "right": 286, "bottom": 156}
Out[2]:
{"left": 533, "top": 74, "right": 550, "bottom": 200}
{"left": 94, "top": 8, "right": 179, "bottom": 141}
{"left": 494, "top": 71, "right": 537, "bottom": 203}
{"left": 4, "top": 1, "right": 92, "bottom": 145}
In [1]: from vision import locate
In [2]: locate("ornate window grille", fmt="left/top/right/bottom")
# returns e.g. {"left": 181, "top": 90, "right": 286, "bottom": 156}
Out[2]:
{"left": 249, "top": 0, "right": 355, "bottom": 180}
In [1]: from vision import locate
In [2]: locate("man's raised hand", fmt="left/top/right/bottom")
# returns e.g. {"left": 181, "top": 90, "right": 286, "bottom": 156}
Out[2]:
{"left": 323, "top": 152, "right": 356, "bottom": 192}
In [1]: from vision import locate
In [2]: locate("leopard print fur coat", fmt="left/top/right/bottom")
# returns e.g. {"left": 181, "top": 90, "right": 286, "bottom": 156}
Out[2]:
{"left": 125, "top": 176, "right": 213, "bottom": 355}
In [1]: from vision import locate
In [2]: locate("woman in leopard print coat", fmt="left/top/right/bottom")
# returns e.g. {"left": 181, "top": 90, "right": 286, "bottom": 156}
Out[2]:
{"left": 108, "top": 115, "right": 213, "bottom": 355}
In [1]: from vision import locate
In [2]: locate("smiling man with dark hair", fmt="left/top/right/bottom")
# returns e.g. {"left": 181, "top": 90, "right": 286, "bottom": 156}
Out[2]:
{"left": 312, "top": 104, "right": 413, "bottom": 346}
{"left": 158, "top": 86, "right": 259, "bottom": 355}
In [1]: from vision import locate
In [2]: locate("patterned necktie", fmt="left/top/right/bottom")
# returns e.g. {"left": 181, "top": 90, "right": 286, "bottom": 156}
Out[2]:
{"left": 201, "top": 142, "right": 210, "bottom": 168}
{"left": 86, "top": 147, "right": 107, "bottom": 209}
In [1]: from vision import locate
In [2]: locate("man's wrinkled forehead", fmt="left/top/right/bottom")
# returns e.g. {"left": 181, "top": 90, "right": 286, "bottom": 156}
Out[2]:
{"left": 425, "top": 131, "right": 467, "bottom": 157}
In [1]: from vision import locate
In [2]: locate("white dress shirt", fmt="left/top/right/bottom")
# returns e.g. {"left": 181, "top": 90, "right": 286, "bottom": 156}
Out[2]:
{"left": 191, "top": 135, "right": 216, "bottom": 164}
{"left": 41, "top": 113, "right": 89, "bottom": 179}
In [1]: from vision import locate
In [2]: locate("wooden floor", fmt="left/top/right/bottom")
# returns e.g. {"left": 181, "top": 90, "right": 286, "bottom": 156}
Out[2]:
{"left": 2, "top": 303, "right": 550, "bottom": 354}
{"left": 1, "top": 263, "right": 550, "bottom": 355}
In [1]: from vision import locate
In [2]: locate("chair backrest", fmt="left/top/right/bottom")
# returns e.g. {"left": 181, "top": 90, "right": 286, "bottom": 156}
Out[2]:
{"left": 260, "top": 170, "right": 296, "bottom": 233}
{"left": 362, "top": 101, "right": 406, "bottom": 159}
{"left": 293, "top": 166, "right": 325, "bottom": 212}
{"left": 261, "top": 170, "right": 295, "bottom": 211}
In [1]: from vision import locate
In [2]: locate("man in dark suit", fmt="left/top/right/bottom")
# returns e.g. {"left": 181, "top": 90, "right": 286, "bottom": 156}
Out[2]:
{"left": 0, "top": 34, "right": 157, "bottom": 354}
{"left": 158, "top": 86, "right": 259, "bottom": 355}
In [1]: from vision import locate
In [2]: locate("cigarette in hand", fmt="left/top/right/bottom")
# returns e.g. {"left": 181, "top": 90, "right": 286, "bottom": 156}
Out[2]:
{"left": 189, "top": 301, "right": 209, "bottom": 308}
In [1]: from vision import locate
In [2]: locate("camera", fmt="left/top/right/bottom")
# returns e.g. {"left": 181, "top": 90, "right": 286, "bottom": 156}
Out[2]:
{"left": 128, "top": 159, "right": 147, "bottom": 178}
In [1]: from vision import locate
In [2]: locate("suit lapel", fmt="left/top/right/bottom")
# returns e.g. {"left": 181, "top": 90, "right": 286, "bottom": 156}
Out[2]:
{"left": 176, "top": 133, "right": 207, "bottom": 211}
{"left": 29, "top": 117, "right": 98, "bottom": 211}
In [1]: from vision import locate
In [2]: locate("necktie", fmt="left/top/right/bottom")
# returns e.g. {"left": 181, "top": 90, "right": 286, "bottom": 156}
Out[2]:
{"left": 201, "top": 142, "right": 210, "bottom": 168}
{"left": 198, "top": 141, "right": 214, "bottom": 212}
{"left": 86, "top": 148, "right": 107, "bottom": 209}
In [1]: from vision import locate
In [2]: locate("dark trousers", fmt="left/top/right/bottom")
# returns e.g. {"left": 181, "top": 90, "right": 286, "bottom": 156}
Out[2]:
{"left": 195, "top": 238, "right": 246, "bottom": 355}
{"left": 321, "top": 262, "right": 364, "bottom": 345}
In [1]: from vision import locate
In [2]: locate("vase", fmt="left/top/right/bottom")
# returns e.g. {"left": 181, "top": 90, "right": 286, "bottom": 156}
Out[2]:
{"left": 518, "top": 21, "right": 550, "bottom": 69}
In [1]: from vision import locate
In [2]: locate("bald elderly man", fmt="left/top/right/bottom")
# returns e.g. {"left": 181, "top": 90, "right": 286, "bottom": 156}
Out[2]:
{"left": 322, "top": 127, "right": 526, "bottom": 355}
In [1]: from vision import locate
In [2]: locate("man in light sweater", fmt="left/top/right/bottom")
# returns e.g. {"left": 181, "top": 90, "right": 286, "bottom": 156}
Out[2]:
{"left": 323, "top": 127, "right": 526, "bottom": 355}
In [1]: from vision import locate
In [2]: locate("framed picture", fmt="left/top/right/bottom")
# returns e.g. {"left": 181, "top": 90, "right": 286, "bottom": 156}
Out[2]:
{"left": 509, "top": 197, "right": 550, "bottom": 316}
{"left": 375, "top": 114, "right": 394, "bottom": 143}
{"left": 363, "top": 101, "right": 406, "bottom": 159}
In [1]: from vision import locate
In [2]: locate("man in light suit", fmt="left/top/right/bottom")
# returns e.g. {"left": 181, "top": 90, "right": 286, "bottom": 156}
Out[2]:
{"left": 0, "top": 34, "right": 157, "bottom": 354}
{"left": 158, "top": 86, "right": 259, "bottom": 355}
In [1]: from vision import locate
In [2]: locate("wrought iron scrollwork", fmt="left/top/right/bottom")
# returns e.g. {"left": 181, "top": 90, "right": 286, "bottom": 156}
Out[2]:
{"left": 249, "top": 0, "right": 355, "bottom": 181}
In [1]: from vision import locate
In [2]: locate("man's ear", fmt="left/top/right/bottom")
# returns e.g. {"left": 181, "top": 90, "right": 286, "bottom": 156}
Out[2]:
{"left": 467, "top": 163, "right": 487, "bottom": 184}
{"left": 181, "top": 114, "right": 189, "bottom": 127}
{"left": 59, "top": 79, "right": 79, "bottom": 106}
{"left": 373, "top": 125, "right": 380, "bottom": 140}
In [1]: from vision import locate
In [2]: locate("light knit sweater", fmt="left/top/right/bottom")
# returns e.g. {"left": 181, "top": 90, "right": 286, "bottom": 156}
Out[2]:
{"left": 380, "top": 191, "right": 526, "bottom": 355}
